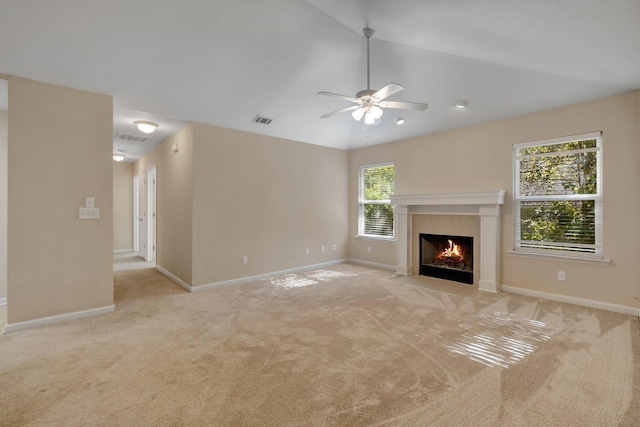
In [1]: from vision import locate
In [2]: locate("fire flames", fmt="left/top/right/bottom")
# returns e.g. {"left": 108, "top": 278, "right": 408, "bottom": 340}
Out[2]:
{"left": 437, "top": 239, "right": 464, "bottom": 262}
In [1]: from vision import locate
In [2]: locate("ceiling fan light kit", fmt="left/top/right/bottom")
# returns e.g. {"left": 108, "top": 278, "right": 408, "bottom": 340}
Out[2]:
{"left": 319, "top": 27, "right": 428, "bottom": 125}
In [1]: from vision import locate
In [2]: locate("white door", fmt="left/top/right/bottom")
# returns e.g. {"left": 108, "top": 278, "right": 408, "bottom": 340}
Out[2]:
{"left": 133, "top": 175, "right": 140, "bottom": 253}
{"left": 138, "top": 171, "right": 147, "bottom": 259}
{"left": 147, "top": 167, "right": 156, "bottom": 262}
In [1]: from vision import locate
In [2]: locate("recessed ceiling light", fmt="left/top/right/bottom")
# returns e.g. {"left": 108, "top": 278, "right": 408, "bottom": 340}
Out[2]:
{"left": 395, "top": 117, "right": 406, "bottom": 125}
{"left": 113, "top": 153, "right": 125, "bottom": 162}
{"left": 135, "top": 120, "right": 158, "bottom": 134}
{"left": 455, "top": 100, "right": 468, "bottom": 109}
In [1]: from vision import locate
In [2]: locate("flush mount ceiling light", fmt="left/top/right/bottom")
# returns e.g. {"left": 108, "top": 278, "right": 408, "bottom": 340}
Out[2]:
{"left": 455, "top": 100, "right": 469, "bottom": 109}
{"left": 395, "top": 117, "right": 406, "bottom": 125}
{"left": 134, "top": 120, "right": 158, "bottom": 134}
{"left": 113, "top": 153, "right": 125, "bottom": 162}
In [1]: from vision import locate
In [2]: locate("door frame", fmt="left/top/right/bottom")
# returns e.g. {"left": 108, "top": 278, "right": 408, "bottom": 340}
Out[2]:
{"left": 146, "top": 166, "right": 157, "bottom": 262}
{"left": 133, "top": 174, "right": 140, "bottom": 253}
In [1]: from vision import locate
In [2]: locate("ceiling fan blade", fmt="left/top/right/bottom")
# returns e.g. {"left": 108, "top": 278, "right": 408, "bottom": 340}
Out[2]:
{"left": 379, "top": 100, "right": 428, "bottom": 111}
{"left": 317, "top": 91, "right": 359, "bottom": 102}
{"left": 320, "top": 105, "right": 360, "bottom": 119}
{"left": 372, "top": 83, "right": 404, "bottom": 101}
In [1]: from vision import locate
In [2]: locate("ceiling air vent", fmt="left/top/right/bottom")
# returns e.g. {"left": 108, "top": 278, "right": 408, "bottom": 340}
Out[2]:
{"left": 252, "top": 115, "right": 273, "bottom": 125}
{"left": 115, "top": 132, "right": 151, "bottom": 143}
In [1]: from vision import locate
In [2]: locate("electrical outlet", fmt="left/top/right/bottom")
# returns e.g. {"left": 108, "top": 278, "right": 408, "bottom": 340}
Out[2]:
{"left": 558, "top": 271, "right": 566, "bottom": 281}
{"left": 322, "top": 245, "right": 325, "bottom": 253}
{"left": 332, "top": 244, "right": 336, "bottom": 251}
{"left": 367, "top": 246, "right": 372, "bottom": 253}
{"left": 306, "top": 248, "right": 310, "bottom": 255}
{"left": 242, "top": 256, "right": 248, "bottom": 265}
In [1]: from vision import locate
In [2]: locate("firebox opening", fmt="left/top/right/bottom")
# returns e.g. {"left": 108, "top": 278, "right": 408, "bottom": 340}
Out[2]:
{"left": 420, "top": 233, "right": 473, "bottom": 284}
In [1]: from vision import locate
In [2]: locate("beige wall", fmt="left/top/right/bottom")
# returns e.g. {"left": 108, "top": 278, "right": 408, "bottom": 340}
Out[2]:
{"left": 135, "top": 124, "right": 194, "bottom": 284}
{"left": 349, "top": 91, "right": 640, "bottom": 309}
{"left": 191, "top": 123, "right": 349, "bottom": 286}
{"left": 7, "top": 77, "right": 113, "bottom": 324}
{"left": 113, "top": 162, "right": 134, "bottom": 251}
{"left": 136, "top": 122, "right": 348, "bottom": 288}
{"left": 0, "top": 109, "right": 7, "bottom": 300}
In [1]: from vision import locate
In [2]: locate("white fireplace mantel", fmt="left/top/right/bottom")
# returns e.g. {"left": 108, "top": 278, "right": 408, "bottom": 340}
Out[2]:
{"left": 391, "top": 190, "right": 506, "bottom": 293}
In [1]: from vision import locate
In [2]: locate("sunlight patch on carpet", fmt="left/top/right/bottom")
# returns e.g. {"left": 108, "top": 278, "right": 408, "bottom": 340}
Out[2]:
{"left": 443, "top": 311, "right": 559, "bottom": 368}
{"left": 266, "top": 269, "right": 358, "bottom": 289}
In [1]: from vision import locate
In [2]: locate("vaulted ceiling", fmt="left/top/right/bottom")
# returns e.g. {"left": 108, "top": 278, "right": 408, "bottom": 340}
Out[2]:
{"left": 1, "top": 0, "right": 638, "bottom": 159}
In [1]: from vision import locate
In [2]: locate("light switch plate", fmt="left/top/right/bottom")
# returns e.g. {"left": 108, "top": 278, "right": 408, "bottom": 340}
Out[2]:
{"left": 79, "top": 207, "right": 99, "bottom": 219}
{"left": 85, "top": 197, "right": 95, "bottom": 208}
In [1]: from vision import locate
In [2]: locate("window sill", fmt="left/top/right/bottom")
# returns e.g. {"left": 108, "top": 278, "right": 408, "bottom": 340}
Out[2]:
{"left": 506, "top": 250, "right": 611, "bottom": 266}
{"left": 355, "top": 235, "right": 397, "bottom": 243}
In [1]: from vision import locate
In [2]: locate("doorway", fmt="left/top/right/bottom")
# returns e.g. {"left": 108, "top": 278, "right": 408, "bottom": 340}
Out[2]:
{"left": 135, "top": 166, "right": 156, "bottom": 262}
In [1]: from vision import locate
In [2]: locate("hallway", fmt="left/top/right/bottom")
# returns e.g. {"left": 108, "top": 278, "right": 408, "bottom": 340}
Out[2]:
{"left": 113, "top": 251, "right": 155, "bottom": 272}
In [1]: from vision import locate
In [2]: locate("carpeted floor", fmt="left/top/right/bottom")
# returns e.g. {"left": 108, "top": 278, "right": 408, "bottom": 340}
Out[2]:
{"left": 1, "top": 263, "right": 639, "bottom": 426}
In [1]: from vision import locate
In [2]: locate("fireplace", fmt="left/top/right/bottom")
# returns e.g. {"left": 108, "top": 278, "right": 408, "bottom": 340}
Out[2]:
{"left": 391, "top": 191, "right": 505, "bottom": 293}
{"left": 420, "top": 233, "right": 474, "bottom": 284}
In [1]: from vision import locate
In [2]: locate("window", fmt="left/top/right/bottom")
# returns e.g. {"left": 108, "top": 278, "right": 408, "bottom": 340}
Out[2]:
{"left": 514, "top": 132, "right": 602, "bottom": 257}
{"left": 359, "top": 163, "right": 395, "bottom": 239}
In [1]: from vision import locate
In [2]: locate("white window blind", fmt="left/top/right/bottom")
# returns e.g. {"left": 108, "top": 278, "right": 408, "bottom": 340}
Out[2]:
{"left": 359, "top": 163, "right": 395, "bottom": 238}
{"left": 514, "top": 132, "right": 602, "bottom": 257}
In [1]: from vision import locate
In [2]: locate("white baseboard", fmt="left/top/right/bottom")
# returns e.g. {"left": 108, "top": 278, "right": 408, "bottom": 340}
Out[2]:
{"left": 0, "top": 297, "right": 6, "bottom": 306}
{"left": 502, "top": 285, "right": 639, "bottom": 316}
{"left": 347, "top": 258, "right": 396, "bottom": 272}
{"left": 4, "top": 305, "right": 115, "bottom": 334}
{"left": 113, "top": 248, "right": 134, "bottom": 254}
{"left": 155, "top": 265, "right": 192, "bottom": 292}
{"left": 191, "top": 259, "right": 349, "bottom": 293}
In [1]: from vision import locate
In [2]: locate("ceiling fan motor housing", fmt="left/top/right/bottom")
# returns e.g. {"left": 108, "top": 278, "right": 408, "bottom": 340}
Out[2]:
{"left": 356, "top": 89, "right": 377, "bottom": 99}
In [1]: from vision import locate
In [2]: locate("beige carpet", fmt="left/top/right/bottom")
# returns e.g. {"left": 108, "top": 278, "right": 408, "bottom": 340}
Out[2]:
{"left": 1, "top": 263, "right": 638, "bottom": 426}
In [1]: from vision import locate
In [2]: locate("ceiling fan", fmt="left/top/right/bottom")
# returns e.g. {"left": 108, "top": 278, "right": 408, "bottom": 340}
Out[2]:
{"left": 318, "top": 27, "right": 428, "bottom": 125}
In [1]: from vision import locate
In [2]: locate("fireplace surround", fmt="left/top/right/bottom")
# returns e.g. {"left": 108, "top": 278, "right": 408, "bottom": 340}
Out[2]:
{"left": 391, "top": 191, "right": 505, "bottom": 292}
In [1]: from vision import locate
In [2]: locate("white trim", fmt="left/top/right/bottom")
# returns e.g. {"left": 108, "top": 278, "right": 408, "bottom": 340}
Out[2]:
{"left": 113, "top": 248, "right": 134, "bottom": 254}
{"left": 0, "top": 297, "right": 6, "bottom": 306}
{"left": 506, "top": 250, "right": 611, "bottom": 265}
{"left": 191, "top": 260, "right": 349, "bottom": 293}
{"left": 4, "top": 305, "right": 115, "bottom": 333}
{"left": 514, "top": 131, "right": 602, "bottom": 150}
{"left": 391, "top": 191, "right": 505, "bottom": 207}
{"left": 502, "top": 285, "right": 638, "bottom": 316}
{"left": 354, "top": 235, "right": 397, "bottom": 242}
{"left": 347, "top": 259, "right": 396, "bottom": 271}
{"left": 155, "top": 265, "right": 192, "bottom": 292}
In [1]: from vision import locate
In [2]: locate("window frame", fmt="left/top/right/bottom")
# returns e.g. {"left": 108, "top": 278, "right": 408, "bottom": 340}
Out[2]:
{"left": 358, "top": 162, "right": 396, "bottom": 240}
{"left": 513, "top": 132, "right": 603, "bottom": 259}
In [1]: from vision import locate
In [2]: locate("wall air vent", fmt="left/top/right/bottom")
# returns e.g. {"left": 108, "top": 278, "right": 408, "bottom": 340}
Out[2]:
{"left": 115, "top": 132, "right": 151, "bottom": 143}
{"left": 252, "top": 115, "right": 273, "bottom": 125}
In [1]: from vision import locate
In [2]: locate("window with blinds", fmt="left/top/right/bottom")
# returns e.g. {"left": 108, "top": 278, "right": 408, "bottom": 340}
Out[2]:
{"left": 514, "top": 132, "right": 602, "bottom": 257}
{"left": 359, "top": 163, "right": 395, "bottom": 238}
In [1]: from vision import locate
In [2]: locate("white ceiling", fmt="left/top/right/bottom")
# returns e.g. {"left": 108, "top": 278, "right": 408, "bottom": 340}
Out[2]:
{"left": 0, "top": 0, "right": 638, "bottom": 159}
